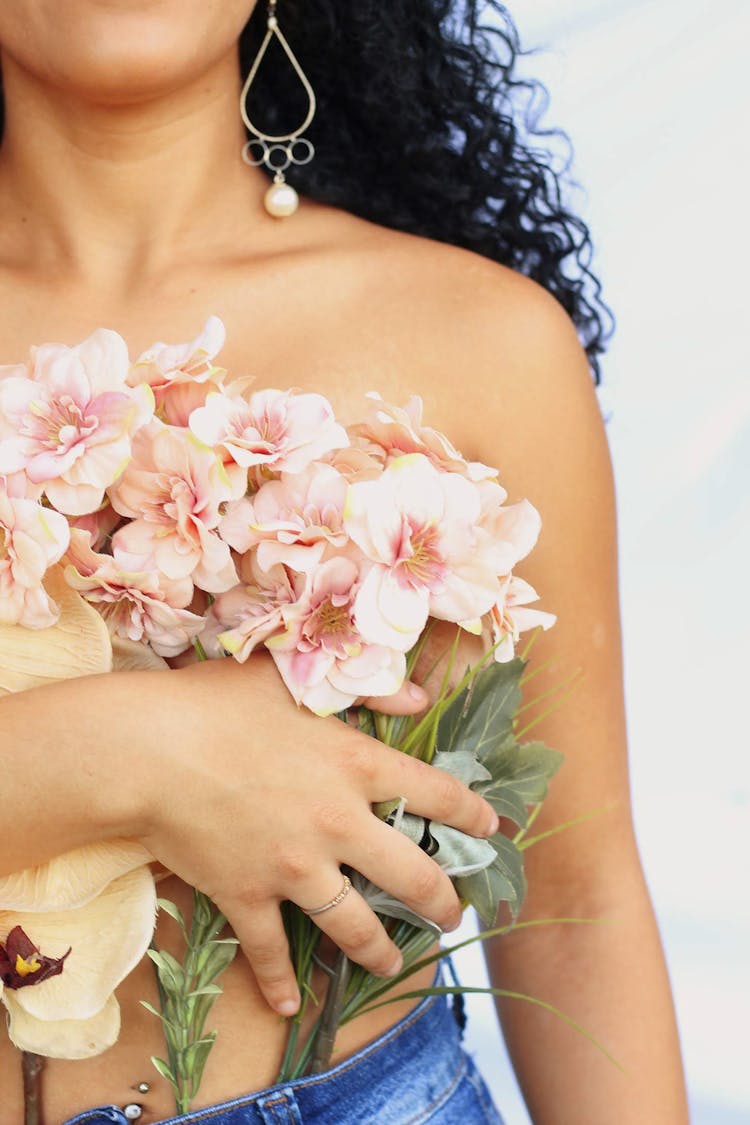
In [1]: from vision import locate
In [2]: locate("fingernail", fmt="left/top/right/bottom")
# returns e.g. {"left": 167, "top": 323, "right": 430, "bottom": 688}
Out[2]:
{"left": 383, "top": 954, "right": 403, "bottom": 977}
{"left": 276, "top": 998, "right": 300, "bottom": 1017}
{"left": 485, "top": 811, "right": 500, "bottom": 836}
{"left": 408, "top": 683, "right": 426, "bottom": 702}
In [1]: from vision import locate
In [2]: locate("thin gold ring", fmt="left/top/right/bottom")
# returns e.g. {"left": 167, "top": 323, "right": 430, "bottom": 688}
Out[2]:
{"left": 301, "top": 875, "right": 352, "bottom": 917}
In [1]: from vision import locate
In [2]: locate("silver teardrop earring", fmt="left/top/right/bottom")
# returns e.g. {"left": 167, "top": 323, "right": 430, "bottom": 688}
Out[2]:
{"left": 240, "top": 0, "right": 316, "bottom": 218}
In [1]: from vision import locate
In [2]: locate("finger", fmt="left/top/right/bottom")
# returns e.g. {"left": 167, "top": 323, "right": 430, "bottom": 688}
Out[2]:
{"left": 358, "top": 741, "right": 499, "bottom": 838}
{"left": 295, "top": 870, "right": 403, "bottom": 978}
{"left": 229, "top": 903, "right": 301, "bottom": 1017}
{"left": 360, "top": 680, "right": 429, "bottom": 716}
{"left": 347, "top": 818, "right": 462, "bottom": 932}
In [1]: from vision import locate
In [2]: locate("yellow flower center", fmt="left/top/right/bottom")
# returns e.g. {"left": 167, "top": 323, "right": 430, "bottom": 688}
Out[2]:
{"left": 14, "top": 952, "right": 41, "bottom": 978}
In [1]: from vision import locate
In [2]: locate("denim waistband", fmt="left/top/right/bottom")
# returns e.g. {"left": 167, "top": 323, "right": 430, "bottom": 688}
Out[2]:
{"left": 62, "top": 976, "right": 476, "bottom": 1125}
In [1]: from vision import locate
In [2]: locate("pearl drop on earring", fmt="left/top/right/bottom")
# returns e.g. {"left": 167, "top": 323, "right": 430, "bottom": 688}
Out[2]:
{"left": 264, "top": 177, "right": 299, "bottom": 218}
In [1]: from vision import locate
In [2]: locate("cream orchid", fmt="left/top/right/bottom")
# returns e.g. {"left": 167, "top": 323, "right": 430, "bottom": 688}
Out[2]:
{"left": 0, "top": 566, "right": 157, "bottom": 1058}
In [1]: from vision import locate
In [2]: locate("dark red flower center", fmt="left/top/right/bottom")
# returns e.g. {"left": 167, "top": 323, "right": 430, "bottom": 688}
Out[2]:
{"left": 0, "top": 926, "right": 70, "bottom": 990}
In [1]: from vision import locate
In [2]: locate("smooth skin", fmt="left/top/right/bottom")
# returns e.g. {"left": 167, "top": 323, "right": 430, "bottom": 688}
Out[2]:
{"left": 0, "top": 2, "right": 689, "bottom": 1122}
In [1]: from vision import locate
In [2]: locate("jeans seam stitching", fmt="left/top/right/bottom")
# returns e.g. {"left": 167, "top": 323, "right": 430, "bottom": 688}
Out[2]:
{"left": 400, "top": 1053, "right": 468, "bottom": 1125}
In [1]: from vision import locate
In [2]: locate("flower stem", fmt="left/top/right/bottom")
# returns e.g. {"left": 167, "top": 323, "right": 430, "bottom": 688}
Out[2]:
{"left": 21, "top": 1051, "right": 45, "bottom": 1125}
{"left": 306, "top": 950, "right": 350, "bottom": 1075}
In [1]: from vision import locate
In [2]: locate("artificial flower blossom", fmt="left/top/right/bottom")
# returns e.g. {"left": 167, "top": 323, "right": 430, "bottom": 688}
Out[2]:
{"left": 219, "top": 461, "right": 349, "bottom": 574}
{"left": 109, "top": 421, "right": 238, "bottom": 594}
{"left": 189, "top": 386, "right": 348, "bottom": 475}
{"left": 266, "top": 556, "right": 406, "bottom": 716}
{"left": 345, "top": 453, "right": 504, "bottom": 651}
{"left": 350, "top": 391, "right": 497, "bottom": 482}
{"left": 0, "top": 475, "right": 70, "bottom": 628}
{"left": 0, "top": 844, "right": 156, "bottom": 1058}
{"left": 64, "top": 528, "right": 205, "bottom": 658}
{"left": 127, "top": 314, "right": 227, "bottom": 417}
{"left": 0, "top": 330, "right": 154, "bottom": 516}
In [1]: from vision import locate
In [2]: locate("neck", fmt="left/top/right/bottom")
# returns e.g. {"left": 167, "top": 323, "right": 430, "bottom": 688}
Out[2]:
{"left": 0, "top": 50, "right": 273, "bottom": 284}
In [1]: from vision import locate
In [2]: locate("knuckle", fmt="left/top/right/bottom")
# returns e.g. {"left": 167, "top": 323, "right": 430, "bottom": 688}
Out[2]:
{"left": 368, "top": 948, "right": 400, "bottom": 976}
{"left": 255, "top": 968, "right": 292, "bottom": 990}
{"left": 345, "top": 741, "right": 378, "bottom": 785}
{"left": 409, "top": 862, "right": 442, "bottom": 906}
{"left": 339, "top": 915, "right": 380, "bottom": 952}
{"left": 275, "top": 848, "right": 314, "bottom": 884}
{"left": 312, "top": 801, "right": 353, "bottom": 840}
{"left": 248, "top": 943, "right": 284, "bottom": 970}
{"left": 432, "top": 772, "right": 463, "bottom": 818}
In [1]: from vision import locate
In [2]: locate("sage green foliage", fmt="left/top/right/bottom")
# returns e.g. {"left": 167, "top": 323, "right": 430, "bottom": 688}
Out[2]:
{"left": 433, "top": 658, "right": 562, "bottom": 922}
{"left": 276, "top": 651, "right": 564, "bottom": 1080}
{"left": 144, "top": 890, "right": 238, "bottom": 1113}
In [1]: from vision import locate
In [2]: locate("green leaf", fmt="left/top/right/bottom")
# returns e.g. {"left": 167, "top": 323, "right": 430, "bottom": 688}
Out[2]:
{"left": 147, "top": 948, "right": 186, "bottom": 993}
{"left": 456, "top": 834, "right": 525, "bottom": 924}
{"left": 352, "top": 872, "right": 439, "bottom": 934}
{"left": 192, "top": 889, "right": 215, "bottom": 930}
{"left": 483, "top": 739, "right": 563, "bottom": 800}
{"left": 182, "top": 1034, "right": 217, "bottom": 1097}
{"left": 150, "top": 1055, "right": 178, "bottom": 1089}
{"left": 194, "top": 938, "right": 239, "bottom": 980}
{"left": 187, "top": 984, "right": 223, "bottom": 998}
{"left": 489, "top": 832, "right": 527, "bottom": 915}
{"left": 427, "top": 822, "right": 496, "bottom": 878}
{"left": 431, "top": 749, "right": 491, "bottom": 787}
{"left": 156, "top": 898, "right": 187, "bottom": 933}
{"left": 437, "top": 659, "right": 525, "bottom": 758}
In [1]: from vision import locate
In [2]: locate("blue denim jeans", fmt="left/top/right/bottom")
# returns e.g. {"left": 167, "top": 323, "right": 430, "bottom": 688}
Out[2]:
{"left": 61, "top": 987, "right": 504, "bottom": 1124}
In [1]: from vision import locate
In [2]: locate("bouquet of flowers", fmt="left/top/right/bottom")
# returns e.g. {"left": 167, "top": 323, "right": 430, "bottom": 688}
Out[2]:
{"left": 0, "top": 317, "right": 564, "bottom": 1113}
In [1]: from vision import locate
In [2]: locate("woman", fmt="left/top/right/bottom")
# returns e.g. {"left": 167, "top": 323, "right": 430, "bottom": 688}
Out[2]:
{"left": 0, "top": 2, "right": 690, "bottom": 1123}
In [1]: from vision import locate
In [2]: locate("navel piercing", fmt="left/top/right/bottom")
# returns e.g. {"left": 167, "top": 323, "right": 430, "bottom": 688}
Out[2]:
{"left": 240, "top": 0, "right": 316, "bottom": 218}
{"left": 135, "top": 1082, "right": 150, "bottom": 1094}
{"left": 123, "top": 1105, "right": 143, "bottom": 1121}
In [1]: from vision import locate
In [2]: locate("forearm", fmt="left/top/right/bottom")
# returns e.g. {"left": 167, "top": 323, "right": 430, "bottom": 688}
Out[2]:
{"left": 485, "top": 843, "right": 689, "bottom": 1124}
{"left": 0, "top": 669, "right": 164, "bottom": 874}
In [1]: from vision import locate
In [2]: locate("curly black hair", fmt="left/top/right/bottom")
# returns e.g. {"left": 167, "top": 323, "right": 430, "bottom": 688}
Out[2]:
{"left": 240, "top": 0, "right": 614, "bottom": 385}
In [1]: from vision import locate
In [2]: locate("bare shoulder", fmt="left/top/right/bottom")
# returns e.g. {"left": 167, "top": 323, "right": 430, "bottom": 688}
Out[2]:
{"left": 356, "top": 224, "right": 632, "bottom": 887}
{"left": 341, "top": 222, "right": 612, "bottom": 522}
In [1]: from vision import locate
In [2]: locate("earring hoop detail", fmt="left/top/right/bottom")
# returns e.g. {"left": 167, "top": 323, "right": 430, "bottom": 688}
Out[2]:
{"left": 240, "top": 0, "right": 317, "bottom": 218}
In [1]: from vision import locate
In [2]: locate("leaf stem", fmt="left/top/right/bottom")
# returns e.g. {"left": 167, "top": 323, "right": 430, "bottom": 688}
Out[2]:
{"left": 306, "top": 950, "right": 351, "bottom": 1074}
{"left": 21, "top": 1052, "right": 45, "bottom": 1125}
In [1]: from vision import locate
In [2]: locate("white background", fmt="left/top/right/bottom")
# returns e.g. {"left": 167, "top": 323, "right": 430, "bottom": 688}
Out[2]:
{"left": 451, "top": 2, "right": 750, "bottom": 1122}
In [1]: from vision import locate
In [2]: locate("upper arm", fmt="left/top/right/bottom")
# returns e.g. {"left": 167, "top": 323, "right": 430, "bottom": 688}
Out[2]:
{"left": 412, "top": 252, "right": 636, "bottom": 910}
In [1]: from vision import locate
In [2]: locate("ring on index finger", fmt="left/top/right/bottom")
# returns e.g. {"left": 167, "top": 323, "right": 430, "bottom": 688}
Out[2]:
{"left": 301, "top": 874, "right": 353, "bottom": 917}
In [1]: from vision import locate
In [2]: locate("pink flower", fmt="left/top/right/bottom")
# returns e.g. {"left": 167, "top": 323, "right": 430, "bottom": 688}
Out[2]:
{"left": 219, "top": 462, "right": 348, "bottom": 574}
{"left": 266, "top": 557, "right": 405, "bottom": 716}
{"left": 189, "top": 387, "right": 348, "bottom": 475}
{"left": 128, "top": 317, "right": 227, "bottom": 424}
{"left": 109, "top": 422, "right": 237, "bottom": 594}
{"left": 345, "top": 454, "right": 502, "bottom": 651}
{"left": 349, "top": 393, "right": 497, "bottom": 482}
{"left": 69, "top": 501, "right": 122, "bottom": 552}
{"left": 0, "top": 477, "right": 70, "bottom": 628}
{"left": 488, "top": 573, "right": 557, "bottom": 662}
{"left": 0, "top": 331, "right": 153, "bottom": 516}
{"left": 64, "top": 529, "right": 204, "bottom": 658}
{"left": 210, "top": 554, "right": 299, "bottom": 662}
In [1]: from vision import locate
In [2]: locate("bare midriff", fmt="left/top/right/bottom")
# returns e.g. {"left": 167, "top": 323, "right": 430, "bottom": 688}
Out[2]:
{"left": 0, "top": 874, "right": 440, "bottom": 1125}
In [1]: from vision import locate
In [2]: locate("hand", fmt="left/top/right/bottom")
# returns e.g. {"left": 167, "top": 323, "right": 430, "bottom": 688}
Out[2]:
{"left": 135, "top": 654, "right": 499, "bottom": 1016}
